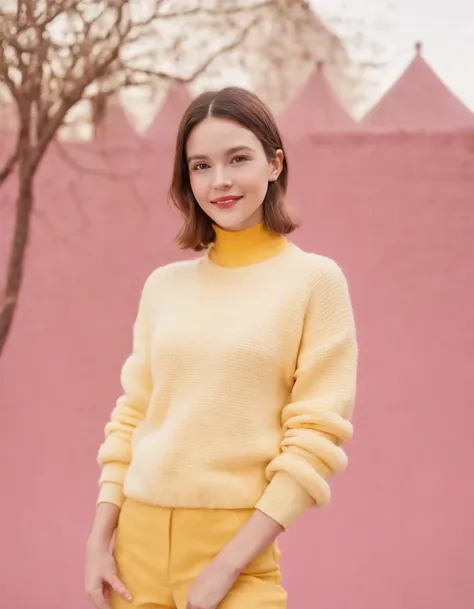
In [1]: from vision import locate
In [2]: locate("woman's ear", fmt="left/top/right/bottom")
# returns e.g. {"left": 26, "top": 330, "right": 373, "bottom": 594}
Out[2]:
{"left": 269, "top": 149, "right": 284, "bottom": 181}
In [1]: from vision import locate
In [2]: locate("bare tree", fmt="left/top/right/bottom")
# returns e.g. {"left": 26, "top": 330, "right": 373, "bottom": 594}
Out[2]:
{"left": 189, "top": 1, "right": 348, "bottom": 112}
{"left": 0, "top": 0, "right": 278, "bottom": 357}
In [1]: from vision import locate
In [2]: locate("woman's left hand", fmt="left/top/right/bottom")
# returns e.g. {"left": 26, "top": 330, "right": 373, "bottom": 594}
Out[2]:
{"left": 186, "top": 508, "right": 284, "bottom": 609}
{"left": 186, "top": 555, "right": 240, "bottom": 609}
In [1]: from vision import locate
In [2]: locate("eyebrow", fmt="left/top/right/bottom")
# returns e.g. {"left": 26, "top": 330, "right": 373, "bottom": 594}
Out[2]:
{"left": 187, "top": 145, "right": 255, "bottom": 163}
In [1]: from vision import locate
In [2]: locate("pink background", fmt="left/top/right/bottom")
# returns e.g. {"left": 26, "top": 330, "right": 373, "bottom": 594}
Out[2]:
{"left": 1, "top": 55, "right": 473, "bottom": 609}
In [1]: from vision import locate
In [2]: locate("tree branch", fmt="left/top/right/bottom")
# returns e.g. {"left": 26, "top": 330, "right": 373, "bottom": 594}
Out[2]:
{"left": 53, "top": 140, "right": 142, "bottom": 182}
{"left": 118, "top": 15, "right": 260, "bottom": 85}
{"left": 0, "top": 144, "right": 19, "bottom": 187}
{"left": 156, "top": 1, "right": 273, "bottom": 20}
{"left": 32, "top": 43, "right": 124, "bottom": 166}
{"left": 0, "top": 57, "right": 20, "bottom": 103}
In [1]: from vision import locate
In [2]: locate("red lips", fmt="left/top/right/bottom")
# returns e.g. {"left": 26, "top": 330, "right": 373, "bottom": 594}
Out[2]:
{"left": 211, "top": 196, "right": 242, "bottom": 203}
{"left": 210, "top": 196, "right": 243, "bottom": 209}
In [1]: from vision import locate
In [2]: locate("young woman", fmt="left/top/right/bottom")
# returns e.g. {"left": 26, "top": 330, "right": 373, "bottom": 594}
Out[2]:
{"left": 85, "top": 87, "right": 358, "bottom": 609}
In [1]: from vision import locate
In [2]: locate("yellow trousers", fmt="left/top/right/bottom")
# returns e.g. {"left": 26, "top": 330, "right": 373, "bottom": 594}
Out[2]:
{"left": 110, "top": 499, "right": 287, "bottom": 609}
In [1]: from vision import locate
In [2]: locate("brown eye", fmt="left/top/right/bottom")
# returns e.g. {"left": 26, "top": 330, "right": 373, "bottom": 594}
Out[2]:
{"left": 231, "top": 156, "right": 248, "bottom": 164}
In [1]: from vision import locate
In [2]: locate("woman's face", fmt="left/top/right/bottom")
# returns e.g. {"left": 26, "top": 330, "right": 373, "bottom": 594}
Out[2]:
{"left": 186, "top": 117, "right": 283, "bottom": 231}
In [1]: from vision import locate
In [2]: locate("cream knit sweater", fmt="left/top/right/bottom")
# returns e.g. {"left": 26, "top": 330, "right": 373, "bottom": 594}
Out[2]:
{"left": 97, "top": 224, "right": 358, "bottom": 528}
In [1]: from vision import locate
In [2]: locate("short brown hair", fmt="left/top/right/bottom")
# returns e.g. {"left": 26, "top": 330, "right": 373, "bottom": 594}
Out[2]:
{"left": 169, "top": 86, "right": 298, "bottom": 251}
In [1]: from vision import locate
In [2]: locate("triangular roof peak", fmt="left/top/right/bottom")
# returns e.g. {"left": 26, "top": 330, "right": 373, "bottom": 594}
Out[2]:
{"left": 145, "top": 80, "right": 192, "bottom": 145}
{"left": 277, "top": 61, "right": 357, "bottom": 138}
{"left": 361, "top": 41, "right": 474, "bottom": 132}
{"left": 91, "top": 94, "right": 137, "bottom": 146}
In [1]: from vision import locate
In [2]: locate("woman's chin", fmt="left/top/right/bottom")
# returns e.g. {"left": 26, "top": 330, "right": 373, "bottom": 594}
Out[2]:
{"left": 204, "top": 202, "right": 262, "bottom": 232}
{"left": 209, "top": 209, "right": 244, "bottom": 231}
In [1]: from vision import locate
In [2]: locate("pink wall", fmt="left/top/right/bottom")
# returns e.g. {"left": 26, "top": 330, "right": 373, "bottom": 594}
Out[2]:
{"left": 1, "top": 130, "right": 473, "bottom": 608}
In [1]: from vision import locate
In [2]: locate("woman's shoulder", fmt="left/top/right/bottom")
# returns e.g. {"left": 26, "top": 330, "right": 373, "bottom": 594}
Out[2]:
{"left": 287, "top": 247, "right": 354, "bottom": 318}
{"left": 141, "top": 257, "right": 201, "bottom": 295}
{"left": 288, "top": 245, "right": 349, "bottom": 287}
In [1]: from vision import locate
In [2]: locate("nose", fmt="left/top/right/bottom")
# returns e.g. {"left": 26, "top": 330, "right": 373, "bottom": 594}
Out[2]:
{"left": 212, "top": 167, "right": 232, "bottom": 191}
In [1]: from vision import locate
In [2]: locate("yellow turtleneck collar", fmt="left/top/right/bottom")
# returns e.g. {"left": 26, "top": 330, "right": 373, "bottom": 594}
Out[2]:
{"left": 209, "top": 222, "right": 288, "bottom": 268}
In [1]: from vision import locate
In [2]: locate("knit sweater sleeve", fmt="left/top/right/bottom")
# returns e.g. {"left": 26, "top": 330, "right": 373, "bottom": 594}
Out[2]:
{"left": 255, "top": 258, "right": 358, "bottom": 529}
{"left": 96, "top": 274, "right": 155, "bottom": 507}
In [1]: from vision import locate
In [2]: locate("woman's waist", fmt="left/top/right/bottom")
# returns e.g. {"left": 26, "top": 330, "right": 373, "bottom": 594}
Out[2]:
{"left": 124, "top": 463, "right": 271, "bottom": 509}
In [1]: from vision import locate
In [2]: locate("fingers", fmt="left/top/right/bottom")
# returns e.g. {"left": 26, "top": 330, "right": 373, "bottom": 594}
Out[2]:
{"left": 88, "top": 578, "right": 132, "bottom": 609}
{"left": 105, "top": 574, "right": 133, "bottom": 601}
{"left": 89, "top": 586, "right": 109, "bottom": 609}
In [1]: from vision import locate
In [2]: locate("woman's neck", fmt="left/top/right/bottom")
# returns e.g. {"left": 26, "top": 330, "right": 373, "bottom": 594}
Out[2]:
{"left": 209, "top": 222, "right": 288, "bottom": 268}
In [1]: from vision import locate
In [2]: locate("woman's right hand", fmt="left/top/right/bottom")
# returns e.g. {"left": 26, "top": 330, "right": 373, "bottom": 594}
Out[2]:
{"left": 85, "top": 541, "right": 132, "bottom": 608}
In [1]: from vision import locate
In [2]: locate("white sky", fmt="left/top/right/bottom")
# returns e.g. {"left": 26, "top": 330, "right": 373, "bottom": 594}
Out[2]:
{"left": 312, "top": 0, "right": 474, "bottom": 113}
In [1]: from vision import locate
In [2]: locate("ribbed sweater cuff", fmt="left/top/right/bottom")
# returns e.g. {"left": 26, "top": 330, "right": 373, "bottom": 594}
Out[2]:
{"left": 99, "top": 461, "right": 129, "bottom": 485}
{"left": 97, "top": 482, "right": 125, "bottom": 508}
{"left": 97, "top": 462, "right": 129, "bottom": 507}
{"left": 255, "top": 471, "right": 316, "bottom": 529}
